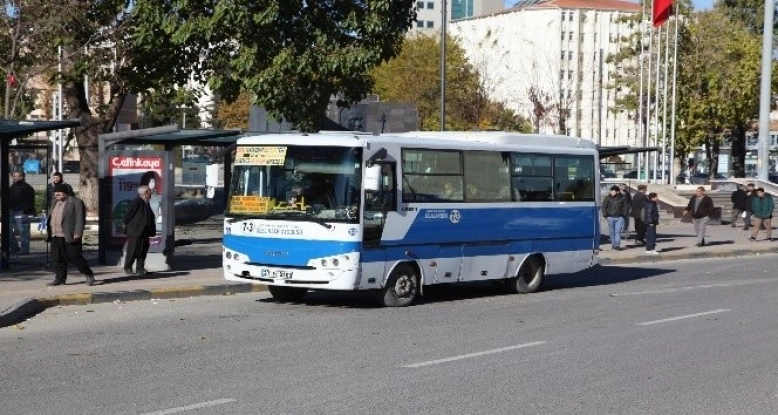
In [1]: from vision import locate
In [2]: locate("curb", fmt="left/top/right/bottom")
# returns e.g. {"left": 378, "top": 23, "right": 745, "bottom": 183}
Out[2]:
{"left": 0, "top": 283, "right": 267, "bottom": 328}
{"left": 599, "top": 246, "right": 778, "bottom": 265}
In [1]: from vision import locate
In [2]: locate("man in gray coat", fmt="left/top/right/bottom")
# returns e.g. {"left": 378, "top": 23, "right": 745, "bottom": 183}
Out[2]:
{"left": 45, "top": 184, "right": 95, "bottom": 286}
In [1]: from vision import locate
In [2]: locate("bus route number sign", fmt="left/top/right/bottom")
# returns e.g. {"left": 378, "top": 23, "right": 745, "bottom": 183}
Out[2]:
{"left": 234, "top": 146, "right": 287, "bottom": 166}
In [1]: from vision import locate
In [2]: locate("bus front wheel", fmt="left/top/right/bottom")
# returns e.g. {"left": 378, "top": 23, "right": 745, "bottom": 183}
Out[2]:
{"left": 507, "top": 257, "right": 544, "bottom": 294}
{"left": 268, "top": 285, "right": 307, "bottom": 303}
{"left": 378, "top": 264, "right": 418, "bottom": 307}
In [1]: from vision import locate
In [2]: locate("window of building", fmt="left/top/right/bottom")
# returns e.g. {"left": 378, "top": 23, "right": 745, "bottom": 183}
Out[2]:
{"left": 416, "top": 20, "right": 425, "bottom": 28}
{"left": 426, "top": 20, "right": 434, "bottom": 28}
{"left": 569, "top": 31, "right": 574, "bottom": 40}
{"left": 568, "top": 51, "right": 573, "bottom": 60}
{"left": 560, "top": 70, "right": 565, "bottom": 81}
{"left": 569, "top": 12, "right": 574, "bottom": 21}
{"left": 427, "top": 1, "right": 434, "bottom": 9}
{"left": 568, "top": 70, "right": 573, "bottom": 80}
{"left": 561, "top": 11, "right": 566, "bottom": 20}
{"left": 417, "top": 1, "right": 424, "bottom": 8}
{"left": 561, "top": 51, "right": 566, "bottom": 60}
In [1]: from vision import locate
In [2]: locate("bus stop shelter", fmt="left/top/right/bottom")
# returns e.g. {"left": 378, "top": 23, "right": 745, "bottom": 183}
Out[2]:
{"left": 98, "top": 125, "right": 241, "bottom": 267}
{"left": 1, "top": 119, "right": 81, "bottom": 269}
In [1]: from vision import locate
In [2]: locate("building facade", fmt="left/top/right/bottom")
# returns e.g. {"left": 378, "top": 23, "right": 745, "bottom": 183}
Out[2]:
{"left": 450, "top": 0, "right": 641, "bottom": 148}
{"left": 413, "top": 0, "right": 504, "bottom": 31}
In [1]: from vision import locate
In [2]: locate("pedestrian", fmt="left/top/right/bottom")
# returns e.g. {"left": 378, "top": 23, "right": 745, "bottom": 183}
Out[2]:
{"left": 619, "top": 183, "right": 632, "bottom": 237}
{"left": 630, "top": 184, "right": 648, "bottom": 245}
{"left": 45, "top": 184, "right": 95, "bottom": 286}
{"left": 730, "top": 184, "right": 748, "bottom": 228}
{"left": 46, "top": 172, "right": 74, "bottom": 208}
{"left": 683, "top": 186, "right": 715, "bottom": 247}
{"left": 601, "top": 185, "right": 627, "bottom": 251}
{"left": 743, "top": 183, "right": 756, "bottom": 230}
{"left": 122, "top": 185, "right": 156, "bottom": 276}
{"left": 748, "top": 187, "right": 773, "bottom": 242}
{"left": 8, "top": 170, "right": 36, "bottom": 255}
{"left": 643, "top": 192, "right": 660, "bottom": 254}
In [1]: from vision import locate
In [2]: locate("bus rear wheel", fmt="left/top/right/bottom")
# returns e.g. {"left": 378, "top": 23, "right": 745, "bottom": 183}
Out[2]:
{"left": 268, "top": 285, "right": 307, "bottom": 303}
{"left": 378, "top": 264, "right": 418, "bottom": 307}
{"left": 507, "top": 257, "right": 544, "bottom": 294}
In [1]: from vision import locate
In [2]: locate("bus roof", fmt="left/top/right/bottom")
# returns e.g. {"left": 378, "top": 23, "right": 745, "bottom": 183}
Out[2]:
{"left": 236, "top": 131, "right": 598, "bottom": 152}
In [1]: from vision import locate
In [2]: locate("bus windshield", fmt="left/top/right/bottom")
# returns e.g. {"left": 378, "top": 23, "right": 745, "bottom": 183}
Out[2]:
{"left": 227, "top": 145, "right": 363, "bottom": 224}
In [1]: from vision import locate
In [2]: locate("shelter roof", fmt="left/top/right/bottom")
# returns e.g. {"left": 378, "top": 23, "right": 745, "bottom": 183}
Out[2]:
{"left": 0, "top": 119, "right": 81, "bottom": 140}
{"left": 100, "top": 126, "right": 242, "bottom": 147}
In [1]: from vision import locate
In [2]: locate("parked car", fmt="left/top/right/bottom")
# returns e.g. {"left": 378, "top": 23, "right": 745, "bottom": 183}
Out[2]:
{"left": 601, "top": 169, "right": 617, "bottom": 179}
{"left": 62, "top": 160, "right": 80, "bottom": 173}
{"left": 687, "top": 172, "right": 727, "bottom": 184}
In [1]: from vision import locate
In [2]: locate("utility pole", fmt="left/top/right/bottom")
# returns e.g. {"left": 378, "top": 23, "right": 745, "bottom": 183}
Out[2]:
{"left": 440, "top": 0, "right": 447, "bottom": 131}
{"left": 757, "top": 0, "right": 774, "bottom": 181}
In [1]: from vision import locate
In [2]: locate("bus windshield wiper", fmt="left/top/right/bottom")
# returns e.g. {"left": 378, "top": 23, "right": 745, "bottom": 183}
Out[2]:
{"left": 268, "top": 210, "right": 333, "bottom": 229}
{"left": 225, "top": 214, "right": 261, "bottom": 223}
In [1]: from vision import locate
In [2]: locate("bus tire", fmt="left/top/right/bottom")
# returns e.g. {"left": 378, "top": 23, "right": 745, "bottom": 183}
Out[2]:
{"left": 378, "top": 264, "right": 418, "bottom": 307}
{"left": 507, "top": 256, "right": 544, "bottom": 294}
{"left": 268, "top": 285, "right": 307, "bottom": 303}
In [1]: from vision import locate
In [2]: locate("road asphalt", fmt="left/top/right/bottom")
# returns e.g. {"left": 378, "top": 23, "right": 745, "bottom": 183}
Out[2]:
{"left": 1, "top": 220, "right": 775, "bottom": 328}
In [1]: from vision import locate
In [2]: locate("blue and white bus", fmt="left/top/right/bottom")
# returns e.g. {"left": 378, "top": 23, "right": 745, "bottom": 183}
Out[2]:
{"left": 223, "top": 131, "right": 600, "bottom": 306}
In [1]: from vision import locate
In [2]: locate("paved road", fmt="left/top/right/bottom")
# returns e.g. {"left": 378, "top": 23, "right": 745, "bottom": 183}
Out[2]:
{"left": 2, "top": 256, "right": 777, "bottom": 415}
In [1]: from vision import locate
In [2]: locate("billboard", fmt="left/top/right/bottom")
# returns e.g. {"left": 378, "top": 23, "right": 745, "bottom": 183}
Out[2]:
{"left": 107, "top": 153, "right": 169, "bottom": 253}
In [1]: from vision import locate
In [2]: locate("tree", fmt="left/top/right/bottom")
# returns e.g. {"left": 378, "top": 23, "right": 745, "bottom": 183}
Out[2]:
{"left": 214, "top": 92, "right": 251, "bottom": 130}
{"left": 132, "top": 0, "right": 417, "bottom": 133}
{"left": 675, "top": 10, "right": 761, "bottom": 177}
{"left": 372, "top": 34, "right": 529, "bottom": 131}
{"left": 1, "top": 1, "right": 61, "bottom": 119}
{"left": 716, "top": 0, "right": 778, "bottom": 35}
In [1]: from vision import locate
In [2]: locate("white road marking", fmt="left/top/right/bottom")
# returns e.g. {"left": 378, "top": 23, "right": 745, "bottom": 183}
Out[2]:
{"left": 402, "top": 341, "right": 547, "bottom": 368}
{"left": 141, "top": 398, "right": 236, "bottom": 415}
{"left": 611, "top": 278, "right": 777, "bottom": 297}
{"left": 637, "top": 309, "right": 731, "bottom": 326}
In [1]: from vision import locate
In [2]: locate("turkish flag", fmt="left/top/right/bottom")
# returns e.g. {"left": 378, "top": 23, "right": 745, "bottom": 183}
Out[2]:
{"left": 653, "top": 0, "right": 673, "bottom": 27}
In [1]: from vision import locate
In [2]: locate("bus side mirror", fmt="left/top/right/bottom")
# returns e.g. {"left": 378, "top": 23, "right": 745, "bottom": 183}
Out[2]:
{"left": 364, "top": 165, "right": 382, "bottom": 191}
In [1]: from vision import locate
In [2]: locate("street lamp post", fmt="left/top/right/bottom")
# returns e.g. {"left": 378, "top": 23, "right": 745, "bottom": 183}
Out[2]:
{"left": 757, "top": 0, "right": 774, "bottom": 181}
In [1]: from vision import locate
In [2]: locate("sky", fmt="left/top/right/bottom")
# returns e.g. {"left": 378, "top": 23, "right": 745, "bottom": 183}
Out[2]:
{"left": 502, "top": 0, "right": 714, "bottom": 11}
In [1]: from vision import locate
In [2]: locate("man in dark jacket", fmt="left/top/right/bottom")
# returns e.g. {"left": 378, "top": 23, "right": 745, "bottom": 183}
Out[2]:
{"left": 619, "top": 183, "right": 632, "bottom": 237}
{"left": 630, "top": 184, "right": 648, "bottom": 245}
{"left": 45, "top": 184, "right": 95, "bottom": 286}
{"left": 683, "top": 186, "right": 715, "bottom": 247}
{"left": 743, "top": 183, "right": 756, "bottom": 230}
{"left": 748, "top": 187, "right": 774, "bottom": 242}
{"left": 45, "top": 172, "right": 74, "bottom": 208}
{"left": 601, "top": 185, "right": 627, "bottom": 251}
{"left": 643, "top": 192, "right": 660, "bottom": 254}
{"left": 9, "top": 171, "right": 36, "bottom": 254}
{"left": 730, "top": 185, "right": 748, "bottom": 228}
{"left": 122, "top": 185, "right": 156, "bottom": 275}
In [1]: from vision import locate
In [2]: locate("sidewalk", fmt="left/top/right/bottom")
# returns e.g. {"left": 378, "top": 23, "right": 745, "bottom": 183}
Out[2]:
{"left": 1, "top": 221, "right": 776, "bottom": 327}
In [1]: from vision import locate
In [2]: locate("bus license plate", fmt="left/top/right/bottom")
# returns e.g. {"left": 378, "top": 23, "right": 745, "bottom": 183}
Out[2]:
{"left": 272, "top": 271, "right": 293, "bottom": 279}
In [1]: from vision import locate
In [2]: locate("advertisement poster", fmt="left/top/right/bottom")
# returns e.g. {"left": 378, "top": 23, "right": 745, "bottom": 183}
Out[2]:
{"left": 109, "top": 155, "right": 167, "bottom": 253}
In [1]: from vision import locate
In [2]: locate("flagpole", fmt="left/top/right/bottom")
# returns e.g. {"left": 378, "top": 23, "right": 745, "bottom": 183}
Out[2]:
{"left": 637, "top": 1, "right": 648, "bottom": 181}
{"left": 669, "top": 13, "right": 679, "bottom": 184}
{"left": 661, "top": 18, "right": 670, "bottom": 183}
{"left": 646, "top": 16, "right": 654, "bottom": 182}
{"left": 652, "top": 22, "right": 662, "bottom": 183}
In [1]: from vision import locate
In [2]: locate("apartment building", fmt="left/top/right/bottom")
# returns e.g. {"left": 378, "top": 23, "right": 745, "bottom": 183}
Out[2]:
{"left": 413, "top": 0, "right": 505, "bottom": 31}
{"left": 450, "top": 0, "right": 642, "bottom": 147}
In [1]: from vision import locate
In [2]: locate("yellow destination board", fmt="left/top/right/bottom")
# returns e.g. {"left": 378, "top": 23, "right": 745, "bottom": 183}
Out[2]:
{"left": 230, "top": 196, "right": 275, "bottom": 213}
{"left": 234, "top": 146, "right": 287, "bottom": 166}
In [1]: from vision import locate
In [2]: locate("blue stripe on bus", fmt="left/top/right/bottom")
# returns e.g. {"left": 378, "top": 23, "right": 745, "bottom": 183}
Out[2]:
{"left": 389, "top": 206, "right": 597, "bottom": 245}
{"left": 223, "top": 234, "right": 360, "bottom": 267}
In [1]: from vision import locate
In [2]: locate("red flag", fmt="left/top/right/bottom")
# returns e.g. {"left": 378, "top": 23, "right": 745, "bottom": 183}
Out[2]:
{"left": 653, "top": 0, "right": 673, "bottom": 27}
{"left": 6, "top": 73, "right": 17, "bottom": 87}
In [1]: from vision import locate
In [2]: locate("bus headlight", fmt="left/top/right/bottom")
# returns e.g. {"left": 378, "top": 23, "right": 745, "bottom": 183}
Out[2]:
{"left": 332, "top": 258, "right": 339, "bottom": 266}
{"left": 321, "top": 259, "right": 328, "bottom": 267}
